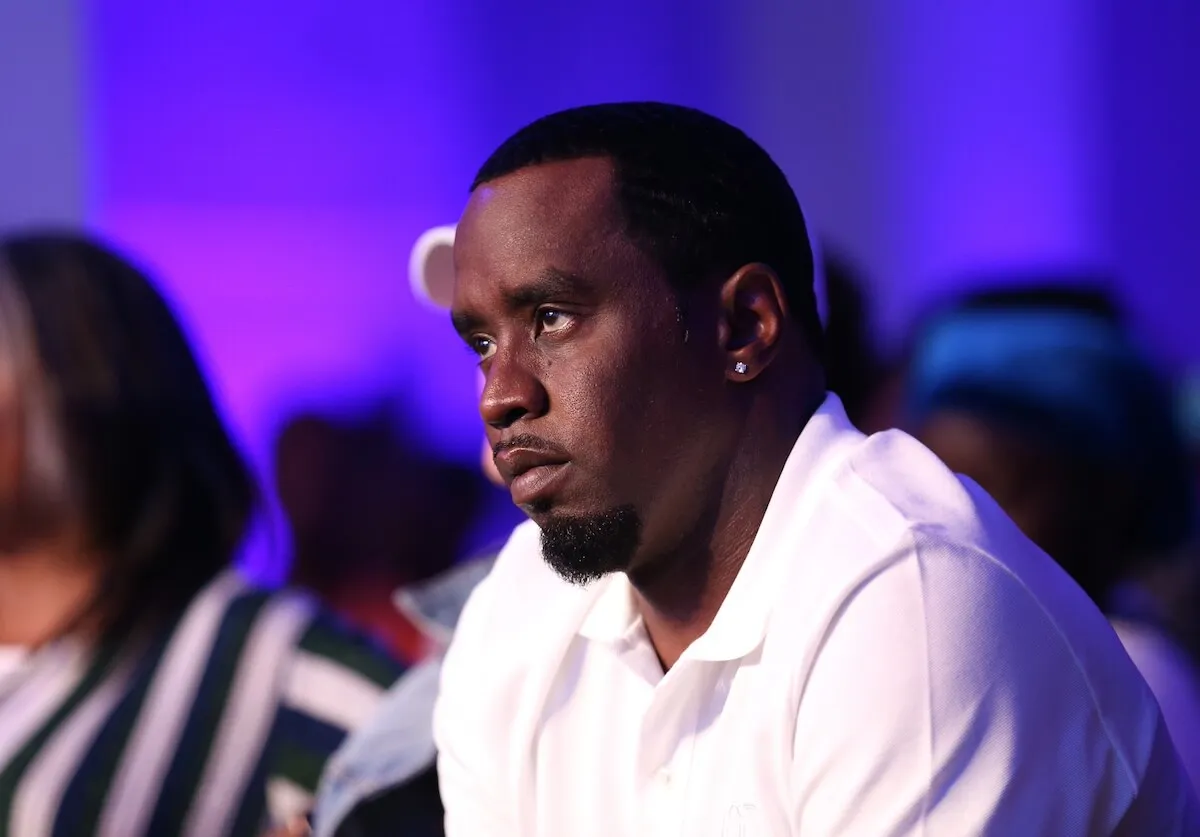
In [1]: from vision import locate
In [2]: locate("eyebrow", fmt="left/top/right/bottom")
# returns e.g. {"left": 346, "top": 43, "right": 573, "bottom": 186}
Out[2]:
{"left": 451, "top": 267, "right": 595, "bottom": 337}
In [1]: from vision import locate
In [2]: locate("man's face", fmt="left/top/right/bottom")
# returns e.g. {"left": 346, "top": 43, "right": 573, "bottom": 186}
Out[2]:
{"left": 451, "top": 157, "right": 732, "bottom": 583}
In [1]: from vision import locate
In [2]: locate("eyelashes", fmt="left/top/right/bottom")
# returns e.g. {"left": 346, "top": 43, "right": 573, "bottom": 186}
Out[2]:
{"left": 464, "top": 308, "right": 579, "bottom": 364}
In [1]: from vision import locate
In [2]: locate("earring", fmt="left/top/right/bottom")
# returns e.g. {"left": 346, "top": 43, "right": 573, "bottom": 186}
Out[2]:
{"left": 733, "top": 362, "right": 748, "bottom": 375}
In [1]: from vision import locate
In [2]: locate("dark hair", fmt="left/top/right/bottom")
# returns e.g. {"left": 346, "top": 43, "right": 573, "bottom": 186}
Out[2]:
{"left": 472, "top": 102, "right": 824, "bottom": 358}
{"left": 0, "top": 231, "right": 257, "bottom": 638}
{"left": 821, "top": 249, "right": 882, "bottom": 426}
{"left": 953, "top": 282, "right": 1124, "bottom": 324}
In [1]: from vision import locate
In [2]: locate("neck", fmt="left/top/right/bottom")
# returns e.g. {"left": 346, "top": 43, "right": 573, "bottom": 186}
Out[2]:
{"left": 0, "top": 545, "right": 101, "bottom": 647}
{"left": 631, "top": 392, "right": 821, "bottom": 670}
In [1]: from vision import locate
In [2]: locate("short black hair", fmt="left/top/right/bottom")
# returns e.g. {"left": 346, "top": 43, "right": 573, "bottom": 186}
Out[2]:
{"left": 472, "top": 102, "right": 824, "bottom": 358}
{"left": 1, "top": 231, "right": 258, "bottom": 639}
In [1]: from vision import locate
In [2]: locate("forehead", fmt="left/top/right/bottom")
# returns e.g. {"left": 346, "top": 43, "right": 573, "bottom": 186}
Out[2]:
{"left": 452, "top": 158, "right": 635, "bottom": 305}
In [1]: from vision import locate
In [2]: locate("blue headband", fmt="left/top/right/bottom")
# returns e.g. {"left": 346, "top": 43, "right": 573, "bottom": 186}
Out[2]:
{"left": 907, "top": 306, "right": 1195, "bottom": 554}
{"left": 908, "top": 309, "right": 1152, "bottom": 458}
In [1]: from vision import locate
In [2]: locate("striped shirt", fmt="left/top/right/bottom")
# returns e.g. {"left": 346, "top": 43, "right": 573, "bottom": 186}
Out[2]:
{"left": 0, "top": 570, "right": 407, "bottom": 837}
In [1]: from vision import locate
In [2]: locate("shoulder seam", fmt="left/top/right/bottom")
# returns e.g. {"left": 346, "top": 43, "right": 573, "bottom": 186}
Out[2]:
{"left": 910, "top": 524, "right": 1140, "bottom": 793}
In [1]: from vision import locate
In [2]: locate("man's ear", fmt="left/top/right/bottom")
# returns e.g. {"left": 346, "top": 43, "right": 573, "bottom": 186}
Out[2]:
{"left": 716, "top": 262, "right": 788, "bottom": 382}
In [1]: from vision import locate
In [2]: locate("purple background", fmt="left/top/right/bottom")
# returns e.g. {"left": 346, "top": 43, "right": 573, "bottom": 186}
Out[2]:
{"left": 3, "top": 0, "right": 1198, "bottom": 579}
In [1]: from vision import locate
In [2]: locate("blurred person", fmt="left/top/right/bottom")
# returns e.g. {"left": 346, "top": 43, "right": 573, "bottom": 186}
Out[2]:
{"left": 907, "top": 283, "right": 1200, "bottom": 792}
{"left": 820, "top": 248, "right": 886, "bottom": 431}
{"left": 1173, "top": 367, "right": 1200, "bottom": 653}
{"left": 435, "top": 102, "right": 1198, "bottom": 835}
{"left": 0, "top": 231, "right": 406, "bottom": 836}
{"left": 1110, "top": 339, "right": 1200, "bottom": 665}
{"left": 1181, "top": 368, "right": 1200, "bottom": 471}
{"left": 274, "top": 404, "right": 487, "bottom": 663}
{"left": 303, "top": 225, "right": 504, "bottom": 837}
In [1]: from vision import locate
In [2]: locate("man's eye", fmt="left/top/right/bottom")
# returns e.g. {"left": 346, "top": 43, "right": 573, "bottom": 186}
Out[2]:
{"left": 537, "top": 309, "right": 573, "bottom": 334}
{"left": 468, "top": 336, "right": 496, "bottom": 360}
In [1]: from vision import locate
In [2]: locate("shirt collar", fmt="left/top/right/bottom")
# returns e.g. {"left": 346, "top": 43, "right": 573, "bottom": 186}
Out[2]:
{"left": 578, "top": 573, "right": 641, "bottom": 645}
{"left": 577, "top": 393, "right": 863, "bottom": 662}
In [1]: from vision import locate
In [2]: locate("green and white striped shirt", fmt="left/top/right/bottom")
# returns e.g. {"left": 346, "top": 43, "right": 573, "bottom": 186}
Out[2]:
{"left": 0, "top": 570, "right": 407, "bottom": 837}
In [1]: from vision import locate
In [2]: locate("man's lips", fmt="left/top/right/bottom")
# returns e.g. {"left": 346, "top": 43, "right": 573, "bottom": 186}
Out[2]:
{"left": 494, "top": 447, "right": 569, "bottom": 483}
{"left": 493, "top": 447, "right": 571, "bottom": 506}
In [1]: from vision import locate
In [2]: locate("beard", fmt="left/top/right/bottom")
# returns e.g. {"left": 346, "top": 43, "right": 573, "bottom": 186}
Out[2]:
{"left": 538, "top": 504, "right": 643, "bottom": 586}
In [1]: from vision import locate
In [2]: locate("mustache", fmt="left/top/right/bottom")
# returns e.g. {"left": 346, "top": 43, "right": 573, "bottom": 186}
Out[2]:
{"left": 492, "top": 434, "right": 570, "bottom": 459}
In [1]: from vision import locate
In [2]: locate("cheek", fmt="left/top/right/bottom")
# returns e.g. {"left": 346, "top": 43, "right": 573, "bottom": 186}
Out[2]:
{"left": 554, "top": 353, "right": 627, "bottom": 437}
{"left": 541, "top": 326, "right": 647, "bottom": 460}
{"left": 558, "top": 340, "right": 707, "bottom": 474}
{"left": 479, "top": 437, "right": 504, "bottom": 487}
{"left": 542, "top": 300, "right": 717, "bottom": 478}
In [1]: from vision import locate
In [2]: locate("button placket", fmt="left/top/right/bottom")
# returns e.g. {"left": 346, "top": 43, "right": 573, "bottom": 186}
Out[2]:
{"left": 635, "top": 662, "right": 709, "bottom": 837}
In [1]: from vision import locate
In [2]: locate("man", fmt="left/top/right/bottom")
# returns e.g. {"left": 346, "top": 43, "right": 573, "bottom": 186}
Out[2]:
{"left": 434, "top": 102, "right": 1199, "bottom": 835}
{"left": 308, "top": 216, "right": 830, "bottom": 836}
{"left": 906, "top": 283, "right": 1200, "bottom": 794}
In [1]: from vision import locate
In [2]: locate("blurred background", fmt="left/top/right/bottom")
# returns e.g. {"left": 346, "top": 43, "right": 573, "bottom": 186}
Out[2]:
{"left": 3, "top": 0, "right": 1198, "bottom": 591}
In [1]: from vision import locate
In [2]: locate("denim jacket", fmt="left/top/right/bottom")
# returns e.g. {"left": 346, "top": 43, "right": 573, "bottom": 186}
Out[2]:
{"left": 311, "top": 556, "right": 496, "bottom": 837}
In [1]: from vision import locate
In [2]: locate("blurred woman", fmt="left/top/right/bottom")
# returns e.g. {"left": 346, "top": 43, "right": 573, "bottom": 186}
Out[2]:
{"left": 0, "top": 231, "right": 406, "bottom": 836}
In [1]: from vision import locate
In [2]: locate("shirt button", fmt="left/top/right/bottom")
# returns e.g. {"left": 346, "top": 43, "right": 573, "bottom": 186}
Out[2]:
{"left": 657, "top": 767, "right": 672, "bottom": 786}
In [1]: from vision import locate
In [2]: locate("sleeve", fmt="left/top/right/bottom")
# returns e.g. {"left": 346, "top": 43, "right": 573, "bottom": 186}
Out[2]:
{"left": 266, "top": 613, "right": 408, "bottom": 826}
{"left": 1111, "top": 618, "right": 1200, "bottom": 794}
{"left": 433, "top": 566, "right": 519, "bottom": 836}
{"left": 790, "top": 529, "right": 1143, "bottom": 836}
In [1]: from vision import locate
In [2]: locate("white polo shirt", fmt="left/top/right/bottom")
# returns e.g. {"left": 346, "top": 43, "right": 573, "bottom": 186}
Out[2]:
{"left": 435, "top": 395, "right": 1199, "bottom": 836}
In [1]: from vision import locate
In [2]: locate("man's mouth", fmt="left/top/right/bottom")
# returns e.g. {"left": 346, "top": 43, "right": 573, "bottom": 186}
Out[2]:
{"left": 494, "top": 447, "right": 571, "bottom": 507}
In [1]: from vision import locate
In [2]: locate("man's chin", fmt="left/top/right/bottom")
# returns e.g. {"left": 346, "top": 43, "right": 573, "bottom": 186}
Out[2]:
{"left": 521, "top": 495, "right": 601, "bottom": 522}
{"left": 537, "top": 504, "right": 642, "bottom": 587}
{"left": 541, "top": 559, "right": 619, "bottom": 587}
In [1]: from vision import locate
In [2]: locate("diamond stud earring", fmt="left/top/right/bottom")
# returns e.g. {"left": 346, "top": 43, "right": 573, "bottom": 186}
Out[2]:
{"left": 733, "top": 362, "right": 748, "bottom": 375}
